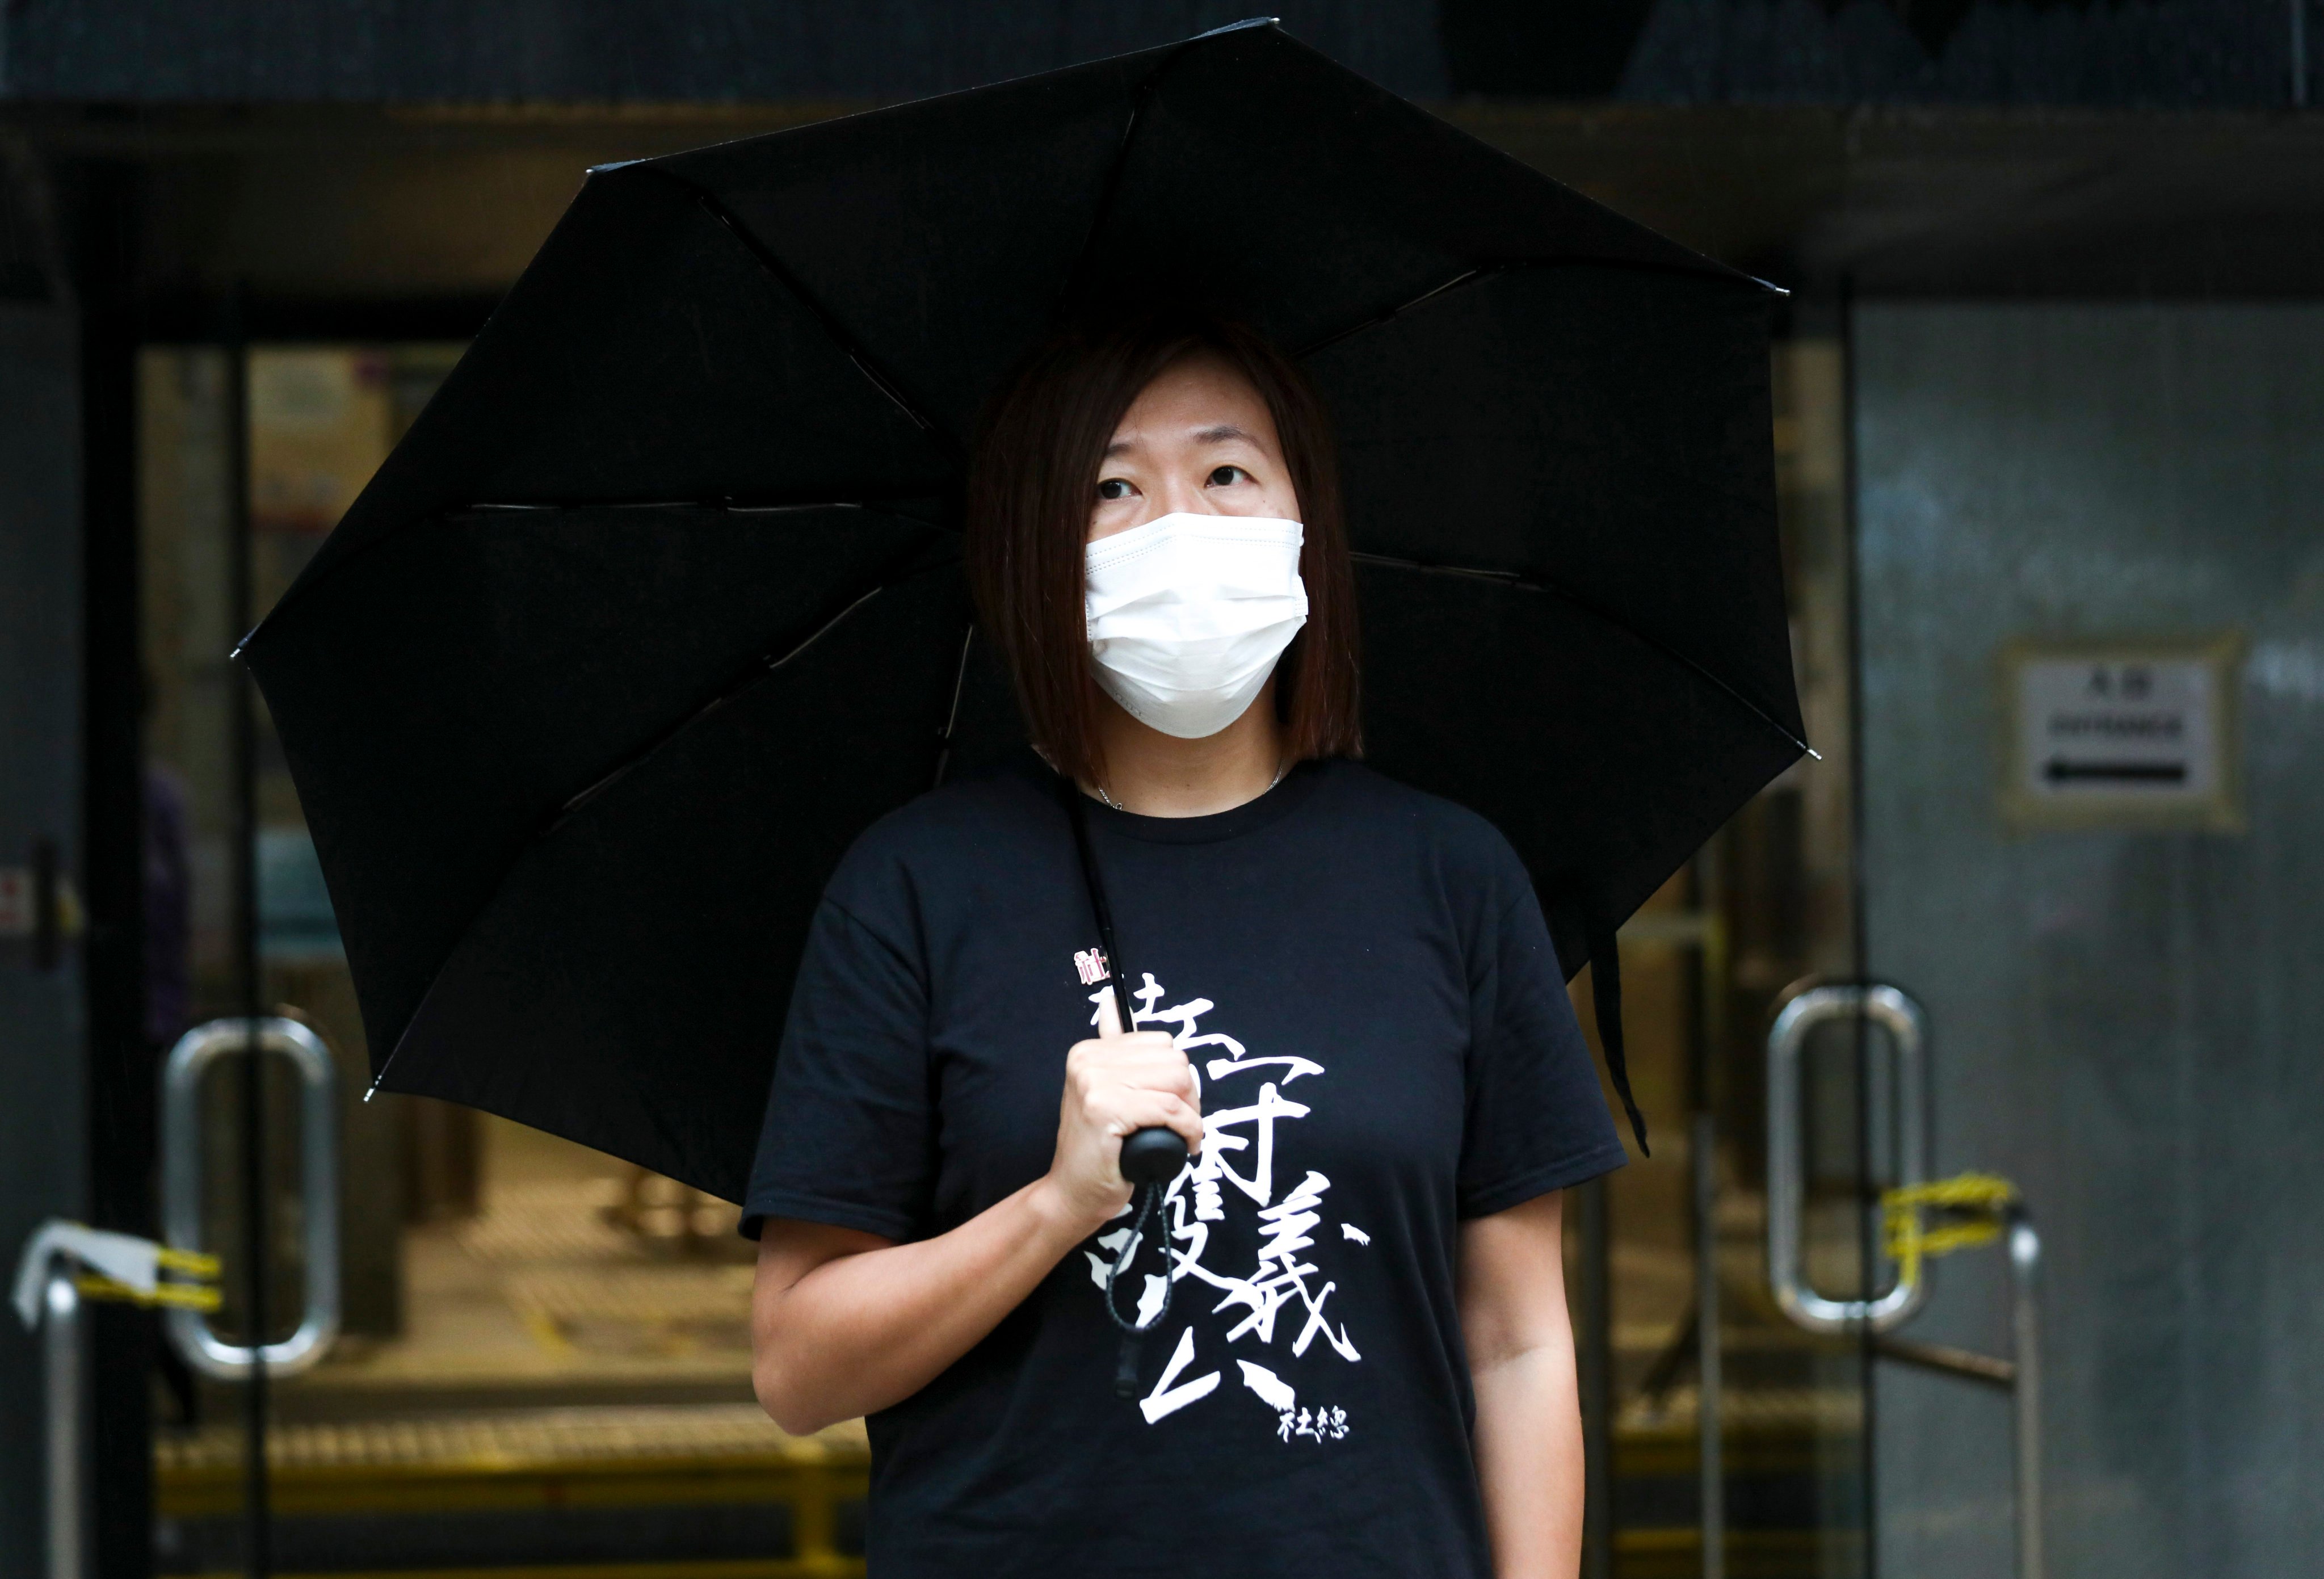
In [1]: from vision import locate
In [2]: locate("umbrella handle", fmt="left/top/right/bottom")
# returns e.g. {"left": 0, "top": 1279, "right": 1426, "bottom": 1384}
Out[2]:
{"left": 1119, "top": 1127, "right": 1188, "bottom": 1186}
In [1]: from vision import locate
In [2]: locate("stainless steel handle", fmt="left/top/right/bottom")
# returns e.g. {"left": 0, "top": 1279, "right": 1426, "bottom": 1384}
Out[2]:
{"left": 159, "top": 1016, "right": 341, "bottom": 1378}
{"left": 1765, "top": 983, "right": 1930, "bottom": 1334}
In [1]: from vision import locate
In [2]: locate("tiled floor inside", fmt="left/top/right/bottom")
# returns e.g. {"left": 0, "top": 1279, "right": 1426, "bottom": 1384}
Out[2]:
{"left": 280, "top": 1116, "right": 760, "bottom": 1418}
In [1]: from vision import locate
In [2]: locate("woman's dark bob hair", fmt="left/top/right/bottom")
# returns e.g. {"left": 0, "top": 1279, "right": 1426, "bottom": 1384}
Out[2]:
{"left": 964, "top": 313, "right": 1363, "bottom": 788}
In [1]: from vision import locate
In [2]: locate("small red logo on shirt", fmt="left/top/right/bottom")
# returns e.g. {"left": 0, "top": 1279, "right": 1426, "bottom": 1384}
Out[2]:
{"left": 1073, "top": 948, "right": 1110, "bottom": 986}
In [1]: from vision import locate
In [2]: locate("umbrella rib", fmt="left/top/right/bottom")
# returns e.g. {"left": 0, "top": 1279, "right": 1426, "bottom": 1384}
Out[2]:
{"left": 1296, "top": 266, "right": 1492, "bottom": 360}
{"left": 930, "top": 625, "right": 978, "bottom": 789}
{"left": 454, "top": 496, "right": 943, "bottom": 521}
{"left": 1350, "top": 550, "right": 1813, "bottom": 757}
{"left": 1298, "top": 256, "right": 1779, "bottom": 365}
{"left": 650, "top": 168, "right": 966, "bottom": 472}
{"left": 1056, "top": 30, "right": 1217, "bottom": 313}
{"left": 549, "top": 580, "right": 894, "bottom": 834}
{"left": 368, "top": 546, "right": 936, "bottom": 1106}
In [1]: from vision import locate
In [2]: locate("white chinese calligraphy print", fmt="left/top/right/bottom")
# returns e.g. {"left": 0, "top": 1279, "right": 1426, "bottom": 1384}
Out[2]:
{"left": 1079, "top": 971, "right": 1365, "bottom": 1438}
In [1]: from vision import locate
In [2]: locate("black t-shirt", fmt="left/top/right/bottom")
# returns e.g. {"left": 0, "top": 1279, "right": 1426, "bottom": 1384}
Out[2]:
{"left": 744, "top": 755, "right": 1625, "bottom": 1578}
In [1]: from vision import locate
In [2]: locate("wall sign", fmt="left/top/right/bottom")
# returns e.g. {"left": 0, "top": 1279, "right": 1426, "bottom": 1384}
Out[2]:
{"left": 1998, "top": 633, "right": 2243, "bottom": 833}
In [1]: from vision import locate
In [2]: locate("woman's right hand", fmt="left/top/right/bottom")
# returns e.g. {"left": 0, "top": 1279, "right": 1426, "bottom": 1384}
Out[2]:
{"left": 1040, "top": 992, "right": 1203, "bottom": 1232}
{"left": 757, "top": 988, "right": 1202, "bottom": 1433}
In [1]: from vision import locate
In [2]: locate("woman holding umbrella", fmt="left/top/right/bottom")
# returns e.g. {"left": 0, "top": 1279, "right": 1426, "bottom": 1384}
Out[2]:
{"left": 232, "top": 23, "right": 1793, "bottom": 1578}
{"left": 745, "top": 313, "right": 1628, "bottom": 1577}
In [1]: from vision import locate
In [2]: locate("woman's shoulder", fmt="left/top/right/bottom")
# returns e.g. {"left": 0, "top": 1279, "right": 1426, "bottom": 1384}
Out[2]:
{"left": 821, "top": 754, "right": 1065, "bottom": 910}
{"left": 1313, "top": 759, "right": 1528, "bottom": 872}
{"left": 1329, "top": 758, "right": 1524, "bottom": 860}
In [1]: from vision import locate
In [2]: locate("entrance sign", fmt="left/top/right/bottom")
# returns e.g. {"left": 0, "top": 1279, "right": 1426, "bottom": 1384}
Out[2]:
{"left": 1999, "top": 634, "right": 2243, "bottom": 832}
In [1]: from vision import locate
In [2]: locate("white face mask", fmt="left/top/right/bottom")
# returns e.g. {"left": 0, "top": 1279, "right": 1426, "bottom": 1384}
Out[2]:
{"left": 1083, "top": 512, "right": 1309, "bottom": 740}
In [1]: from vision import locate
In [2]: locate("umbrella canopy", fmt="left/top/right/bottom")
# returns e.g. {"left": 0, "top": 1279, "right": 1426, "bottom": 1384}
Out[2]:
{"left": 242, "top": 20, "right": 1802, "bottom": 1202}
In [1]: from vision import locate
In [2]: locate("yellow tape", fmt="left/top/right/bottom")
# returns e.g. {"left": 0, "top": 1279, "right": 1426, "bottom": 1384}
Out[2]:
{"left": 156, "top": 1246, "right": 223, "bottom": 1280}
{"left": 1882, "top": 1172, "right": 2018, "bottom": 1288}
{"left": 73, "top": 1274, "right": 225, "bottom": 1313}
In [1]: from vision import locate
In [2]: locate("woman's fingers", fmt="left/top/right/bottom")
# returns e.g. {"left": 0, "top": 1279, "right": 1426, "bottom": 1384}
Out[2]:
{"left": 1103, "top": 1093, "right": 1204, "bottom": 1156}
{"left": 1063, "top": 1041, "right": 1203, "bottom": 1141}
{"left": 1068, "top": 1032, "right": 1185, "bottom": 1085}
{"left": 1071, "top": 1070, "right": 1200, "bottom": 1131}
{"left": 1052, "top": 1026, "right": 1204, "bottom": 1198}
{"left": 1047, "top": 1025, "right": 1206, "bottom": 1225}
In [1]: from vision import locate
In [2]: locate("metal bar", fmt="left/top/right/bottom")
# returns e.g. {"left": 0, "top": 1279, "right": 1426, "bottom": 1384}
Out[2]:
{"left": 73, "top": 157, "right": 156, "bottom": 1579}
{"left": 1835, "top": 275, "right": 1878, "bottom": 1579}
{"left": 1693, "top": 1110, "right": 1724, "bottom": 1579}
{"left": 2009, "top": 1215, "right": 2045, "bottom": 1579}
{"left": 2294, "top": 0, "right": 2310, "bottom": 107}
{"left": 159, "top": 1018, "right": 341, "bottom": 1379}
{"left": 1872, "top": 1335, "right": 2013, "bottom": 1388}
{"left": 1765, "top": 983, "right": 1931, "bottom": 1335}
{"left": 43, "top": 1269, "right": 83, "bottom": 1579}
{"left": 236, "top": 1010, "right": 268, "bottom": 1579}
{"left": 224, "top": 307, "right": 271, "bottom": 1579}
{"left": 1851, "top": 960, "right": 1883, "bottom": 1579}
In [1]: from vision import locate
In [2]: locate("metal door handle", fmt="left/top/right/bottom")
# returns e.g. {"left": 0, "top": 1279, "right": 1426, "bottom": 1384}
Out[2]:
{"left": 1765, "top": 983, "right": 1931, "bottom": 1334}
{"left": 159, "top": 1017, "right": 341, "bottom": 1377}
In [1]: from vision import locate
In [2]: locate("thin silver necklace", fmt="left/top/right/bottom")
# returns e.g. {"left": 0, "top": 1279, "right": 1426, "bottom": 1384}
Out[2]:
{"left": 1097, "top": 759, "right": 1288, "bottom": 813}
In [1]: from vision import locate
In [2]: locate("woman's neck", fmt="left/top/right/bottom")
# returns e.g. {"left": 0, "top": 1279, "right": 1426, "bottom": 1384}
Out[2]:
{"left": 1087, "top": 682, "right": 1285, "bottom": 817}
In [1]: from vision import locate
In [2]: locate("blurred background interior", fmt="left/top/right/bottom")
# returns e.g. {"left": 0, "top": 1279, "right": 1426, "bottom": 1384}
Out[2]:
{"left": 2, "top": 4, "right": 2320, "bottom": 1578}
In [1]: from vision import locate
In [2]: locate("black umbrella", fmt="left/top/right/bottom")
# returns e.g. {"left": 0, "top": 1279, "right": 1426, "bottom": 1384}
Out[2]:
{"left": 242, "top": 19, "right": 1801, "bottom": 1201}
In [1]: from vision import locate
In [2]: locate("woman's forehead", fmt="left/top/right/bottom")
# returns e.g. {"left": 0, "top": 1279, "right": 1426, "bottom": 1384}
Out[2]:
{"left": 1111, "top": 355, "right": 1280, "bottom": 451}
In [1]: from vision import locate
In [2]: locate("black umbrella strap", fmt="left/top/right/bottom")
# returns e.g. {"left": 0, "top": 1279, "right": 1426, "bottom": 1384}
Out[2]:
{"left": 1060, "top": 776, "right": 1140, "bottom": 1036}
{"left": 1104, "top": 1180, "right": 1172, "bottom": 1325}
{"left": 1587, "top": 921, "right": 1651, "bottom": 1157}
{"left": 1057, "top": 774, "right": 1174, "bottom": 1395}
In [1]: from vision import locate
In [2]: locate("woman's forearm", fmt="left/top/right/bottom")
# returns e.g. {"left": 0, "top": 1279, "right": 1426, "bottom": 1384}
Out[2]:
{"left": 1471, "top": 1341, "right": 1586, "bottom": 1578}
{"left": 753, "top": 1178, "right": 1098, "bottom": 1433}
{"left": 755, "top": 1013, "right": 1200, "bottom": 1434}
{"left": 1459, "top": 1191, "right": 1584, "bottom": 1578}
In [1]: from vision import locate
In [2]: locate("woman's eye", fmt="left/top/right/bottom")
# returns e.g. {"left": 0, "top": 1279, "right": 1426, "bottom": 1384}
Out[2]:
{"left": 1096, "top": 478, "right": 1134, "bottom": 501}
{"left": 1208, "top": 465, "right": 1250, "bottom": 486}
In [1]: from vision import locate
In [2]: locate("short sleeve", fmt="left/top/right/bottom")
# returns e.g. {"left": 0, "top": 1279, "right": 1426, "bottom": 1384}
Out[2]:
{"left": 1455, "top": 878, "right": 1629, "bottom": 1219}
{"left": 741, "top": 895, "right": 935, "bottom": 1241}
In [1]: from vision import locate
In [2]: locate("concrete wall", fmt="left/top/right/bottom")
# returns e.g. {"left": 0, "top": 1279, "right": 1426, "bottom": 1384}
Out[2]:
{"left": 0, "top": 1, "right": 1451, "bottom": 101}
{"left": 0, "top": 300, "right": 85, "bottom": 1578}
{"left": 1618, "top": 0, "right": 2306, "bottom": 106}
{"left": 1, "top": 0, "right": 2301, "bottom": 107}
{"left": 1854, "top": 303, "right": 2324, "bottom": 1578}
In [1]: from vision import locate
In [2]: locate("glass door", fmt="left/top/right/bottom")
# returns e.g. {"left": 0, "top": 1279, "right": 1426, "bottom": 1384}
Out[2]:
{"left": 138, "top": 337, "right": 866, "bottom": 1579}
{"left": 1574, "top": 328, "right": 1882, "bottom": 1579}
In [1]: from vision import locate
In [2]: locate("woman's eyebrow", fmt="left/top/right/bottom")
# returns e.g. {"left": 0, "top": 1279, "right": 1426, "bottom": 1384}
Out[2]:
{"left": 1103, "top": 423, "right": 1256, "bottom": 457}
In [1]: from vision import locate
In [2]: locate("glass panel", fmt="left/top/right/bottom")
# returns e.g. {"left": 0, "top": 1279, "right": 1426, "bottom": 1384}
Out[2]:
{"left": 1852, "top": 303, "right": 2324, "bottom": 1579}
{"left": 1577, "top": 332, "right": 1874, "bottom": 1579}
{"left": 245, "top": 345, "right": 406, "bottom": 1357}
{"left": 142, "top": 342, "right": 261, "bottom": 1570}
{"left": 143, "top": 342, "right": 806, "bottom": 1574}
